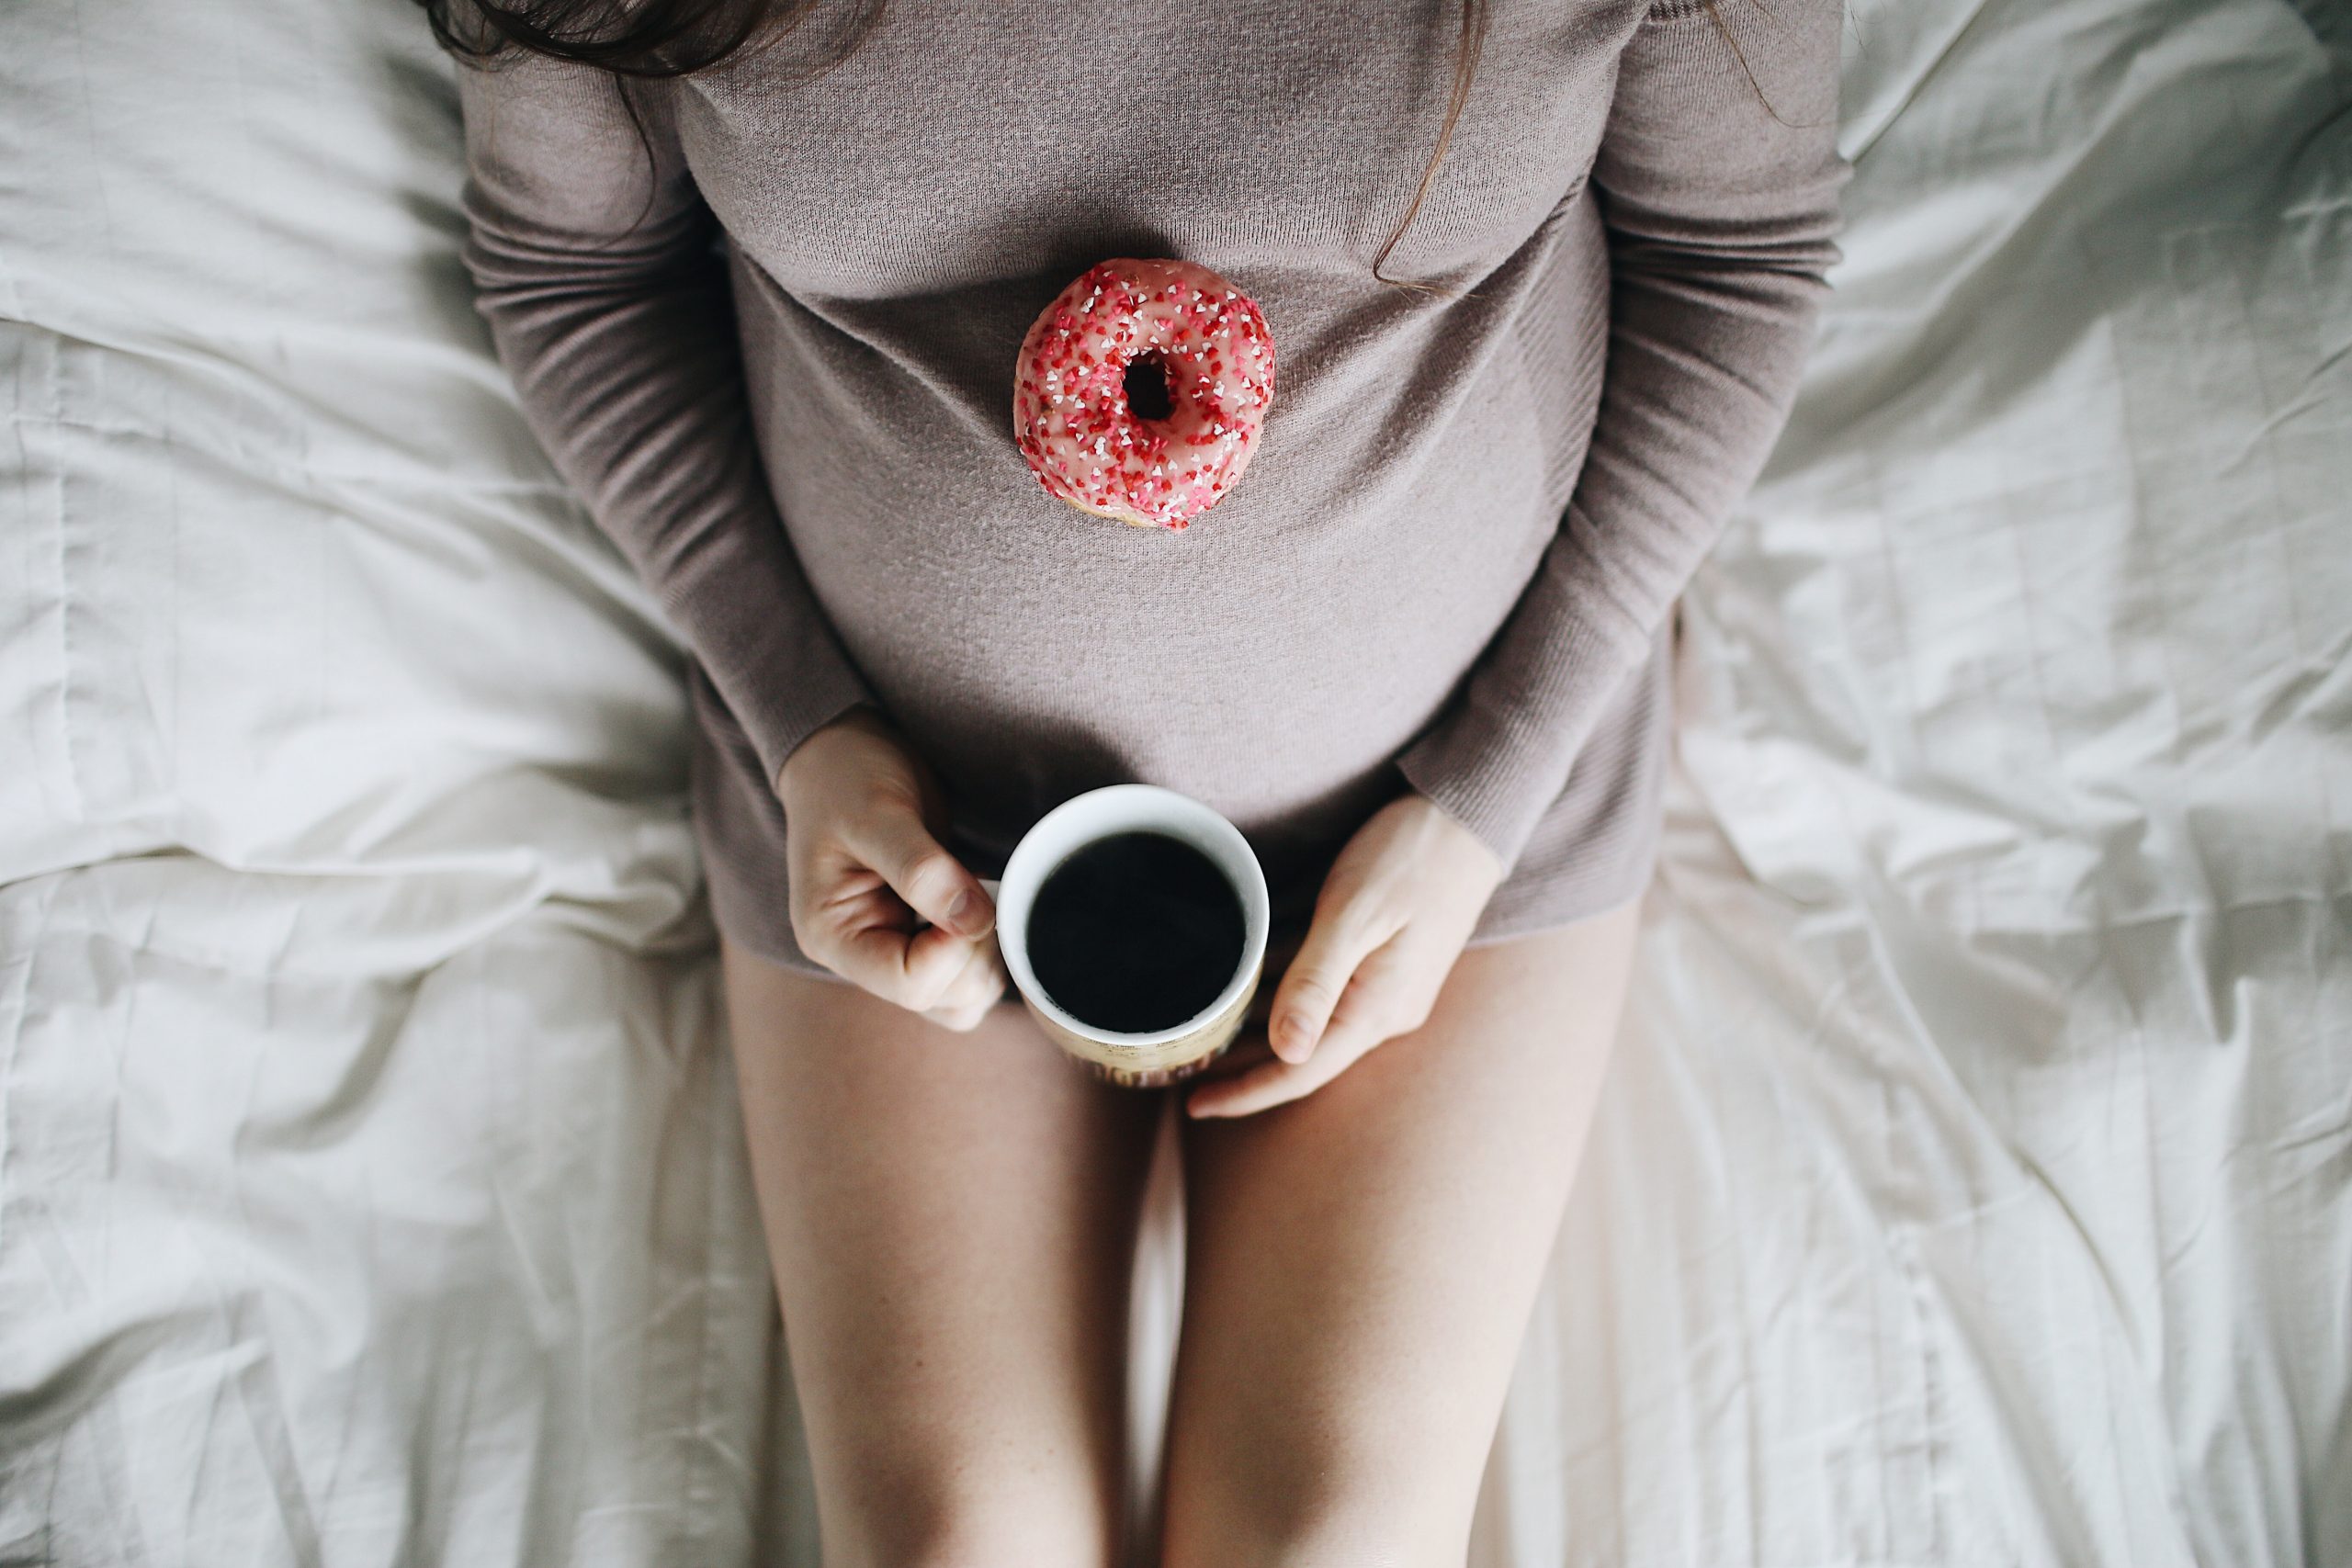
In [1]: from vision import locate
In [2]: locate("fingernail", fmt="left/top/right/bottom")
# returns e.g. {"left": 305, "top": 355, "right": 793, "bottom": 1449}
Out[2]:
{"left": 946, "top": 888, "right": 985, "bottom": 936}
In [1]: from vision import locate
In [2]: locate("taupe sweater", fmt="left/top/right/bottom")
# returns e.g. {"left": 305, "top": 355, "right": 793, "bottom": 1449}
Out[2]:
{"left": 451, "top": 0, "right": 1845, "bottom": 937}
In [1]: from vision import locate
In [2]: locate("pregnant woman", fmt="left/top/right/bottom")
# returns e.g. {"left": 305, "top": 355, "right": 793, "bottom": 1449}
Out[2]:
{"left": 435, "top": 0, "right": 1844, "bottom": 1557}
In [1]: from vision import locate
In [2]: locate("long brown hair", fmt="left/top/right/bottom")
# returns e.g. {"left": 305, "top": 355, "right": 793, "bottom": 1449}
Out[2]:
{"left": 419, "top": 0, "right": 1495, "bottom": 293}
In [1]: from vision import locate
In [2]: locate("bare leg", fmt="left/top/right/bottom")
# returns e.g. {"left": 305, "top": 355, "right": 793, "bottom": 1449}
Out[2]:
{"left": 1157, "top": 898, "right": 1645, "bottom": 1566}
{"left": 720, "top": 936, "right": 1167, "bottom": 1568}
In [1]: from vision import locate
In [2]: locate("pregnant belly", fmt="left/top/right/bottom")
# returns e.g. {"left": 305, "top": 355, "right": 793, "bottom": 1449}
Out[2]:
{"left": 750, "top": 276, "right": 1567, "bottom": 889}
{"left": 780, "top": 425, "right": 1560, "bottom": 905}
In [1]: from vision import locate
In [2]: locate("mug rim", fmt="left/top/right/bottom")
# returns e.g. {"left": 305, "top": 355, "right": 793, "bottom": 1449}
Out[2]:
{"left": 992, "top": 784, "right": 1270, "bottom": 1049}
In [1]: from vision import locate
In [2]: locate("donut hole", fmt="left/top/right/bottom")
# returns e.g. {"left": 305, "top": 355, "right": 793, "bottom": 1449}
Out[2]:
{"left": 1123, "top": 352, "right": 1175, "bottom": 423}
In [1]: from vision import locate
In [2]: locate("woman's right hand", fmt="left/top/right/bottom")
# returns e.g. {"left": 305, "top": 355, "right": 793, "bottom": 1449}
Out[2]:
{"left": 775, "top": 705, "right": 1009, "bottom": 1032}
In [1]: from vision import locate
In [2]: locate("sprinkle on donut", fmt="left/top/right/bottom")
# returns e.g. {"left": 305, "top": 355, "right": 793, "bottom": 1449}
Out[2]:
{"left": 1012, "top": 257, "right": 1275, "bottom": 532}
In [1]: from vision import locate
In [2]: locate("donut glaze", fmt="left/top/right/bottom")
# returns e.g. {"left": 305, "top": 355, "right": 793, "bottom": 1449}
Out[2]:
{"left": 1012, "top": 258, "right": 1275, "bottom": 531}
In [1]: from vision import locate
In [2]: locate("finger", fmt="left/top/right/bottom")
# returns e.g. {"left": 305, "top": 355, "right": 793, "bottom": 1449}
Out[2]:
{"left": 1266, "top": 894, "right": 1400, "bottom": 1065}
{"left": 1186, "top": 982, "right": 1390, "bottom": 1117}
{"left": 839, "top": 802, "right": 995, "bottom": 941}
{"left": 925, "top": 980, "right": 997, "bottom": 1033}
{"left": 1182, "top": 1031, "right": 1279, "bottom": 1086}
{"left": 1192, "top": 942, "right": 1407, "bottom": 1115}
{"left": 929, "top": 998, "right": 992, "bottom": 1033}
{"left": 926, "top": 931, "right": 1011, "bottom": 1029}
{"left": 1247, "top": 929, "right": 1307, "bottom": 1027}
{"left": 789, "top": 858, "right": 928, "bottom": 1001}
{"left": 1185, "top": 1048, "right": 1349, "bottom": 1117}
{"left": 836, "top": 917, "right": 982, "bottom": 1013}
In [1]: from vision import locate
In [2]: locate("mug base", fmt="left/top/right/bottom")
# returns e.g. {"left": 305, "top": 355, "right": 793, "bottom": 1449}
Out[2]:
{"left": 1074, "top": 1039, "right": 1233, "bottom": 1089}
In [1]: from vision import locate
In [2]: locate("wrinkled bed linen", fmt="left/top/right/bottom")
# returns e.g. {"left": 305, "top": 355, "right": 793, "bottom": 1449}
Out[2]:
{"left": 2, "top": 0, "right": 2345, "bottom": 1563}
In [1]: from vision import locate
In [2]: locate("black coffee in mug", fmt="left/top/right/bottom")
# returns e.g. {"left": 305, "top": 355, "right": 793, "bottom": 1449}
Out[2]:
{"left": 1026, "top": 829, "right": 1247, "bottom": 1034}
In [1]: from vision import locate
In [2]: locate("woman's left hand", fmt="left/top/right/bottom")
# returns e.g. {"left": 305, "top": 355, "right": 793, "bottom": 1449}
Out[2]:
{"left": 1182, "top": 790, "right": 1504, "bottom": 1119}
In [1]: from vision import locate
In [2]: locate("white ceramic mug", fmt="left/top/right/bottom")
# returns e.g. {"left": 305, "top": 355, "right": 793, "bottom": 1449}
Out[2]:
{"left": 977, "top": 784, "right": 1270, "bottom": 1089}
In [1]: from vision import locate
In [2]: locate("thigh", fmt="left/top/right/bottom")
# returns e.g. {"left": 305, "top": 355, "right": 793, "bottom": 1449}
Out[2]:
{"left": 1158, "top": 900, "right": 1645, "bottom": 1565}
{"left": 720, "top": 937, "right": 1168, "bottom": 1565}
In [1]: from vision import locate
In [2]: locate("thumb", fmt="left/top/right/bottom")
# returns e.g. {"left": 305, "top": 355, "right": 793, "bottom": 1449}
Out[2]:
{"left": 843, "top": 800, "right": 995, "bottom": 941}
{"left": 1267, "top": 899, "right": 1385, "bottom": 1064}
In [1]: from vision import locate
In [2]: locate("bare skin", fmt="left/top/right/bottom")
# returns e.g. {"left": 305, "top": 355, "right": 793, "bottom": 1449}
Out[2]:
{"left": 1154, "top": 899, "right": 1641, "bottom": 1563}
{"left": 741, "top": 706, "right": 1644, "bottom": 1564}
{"left": 721, "top": 936, "right": 1163, "bottom": 1567}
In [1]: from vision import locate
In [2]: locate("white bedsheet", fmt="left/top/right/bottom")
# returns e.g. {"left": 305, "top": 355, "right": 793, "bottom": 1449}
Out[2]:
{"left": 3, "top": 1, "right": 2345, "bottom": 1564}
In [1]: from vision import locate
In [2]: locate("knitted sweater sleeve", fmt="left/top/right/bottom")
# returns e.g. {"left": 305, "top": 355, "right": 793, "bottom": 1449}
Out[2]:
{"left": 1393, "top": 0, "right": 1849, "bottom": 877}
{"left": 450, "top": 48, "right": 876, "bottom": 795}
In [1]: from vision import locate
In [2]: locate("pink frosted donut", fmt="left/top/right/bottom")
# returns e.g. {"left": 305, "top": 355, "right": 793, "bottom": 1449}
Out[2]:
{"left": 1012, "top": 257, "right": 1275, "bottom": 531}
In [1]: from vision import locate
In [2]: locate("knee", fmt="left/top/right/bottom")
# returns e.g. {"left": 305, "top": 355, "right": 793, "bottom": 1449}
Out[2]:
{"left": 1159, "top": 1461, "right": 1471, "bottom": 1568}
{"left": 831, "top": 1525, "right": 1105, "bottom": 1568}
{"left": 820, "top": 1466, "right": 1121, "bottom": 1568}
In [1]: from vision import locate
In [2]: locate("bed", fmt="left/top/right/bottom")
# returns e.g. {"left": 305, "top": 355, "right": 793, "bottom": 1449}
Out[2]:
{"left": 3, "top": 0, "right": 2345, "bottom": 1562}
